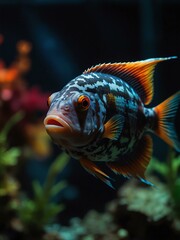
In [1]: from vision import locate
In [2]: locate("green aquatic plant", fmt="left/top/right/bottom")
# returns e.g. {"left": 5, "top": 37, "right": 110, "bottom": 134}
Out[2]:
{"left": 0, "top": 112, "right": 23, "bottom": 172}
{"left": 147, "top": 150, "right": 180, "bottom": 219}
{"left": 0, "top": 39, "right": 69, "bottom": 239}
{"left": 0, "top": 112, "right": 70, "bottom": 239}
{"left": 0, "top": 112, "right": 23, "bottom": 235}
{"left": 0, "top": 112, "right": 23, "bottom": 196}
{"left": 15, "top": 152, "right": 69, "bottom": 237}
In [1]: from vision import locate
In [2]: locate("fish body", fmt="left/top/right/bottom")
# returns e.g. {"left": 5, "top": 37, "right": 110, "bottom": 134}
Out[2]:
{"left": 44, "top": 57, "right": 180, "bottom": 187}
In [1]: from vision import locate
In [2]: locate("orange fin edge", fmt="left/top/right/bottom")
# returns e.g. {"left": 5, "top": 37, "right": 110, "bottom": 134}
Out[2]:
{"left": 154, "top": 91, "right": 180, "bottom": 152}
{"left": 102, "top": 115, "right": 124, "bottom": 140}
{"left": 84, "top": 57, "right": 177, "bottom": 105}
{"left": 79, "top": 158, "right": 114, "bottom": 188}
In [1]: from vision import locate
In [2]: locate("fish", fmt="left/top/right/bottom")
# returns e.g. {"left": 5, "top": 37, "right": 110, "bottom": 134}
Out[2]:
{"left": 44, "top": 57, "right": 180, "bottom": 188}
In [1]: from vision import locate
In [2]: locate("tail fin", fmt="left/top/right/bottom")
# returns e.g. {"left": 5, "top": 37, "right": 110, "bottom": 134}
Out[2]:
{"left": 154, "top": 91, "right": 180, "bottom": 152}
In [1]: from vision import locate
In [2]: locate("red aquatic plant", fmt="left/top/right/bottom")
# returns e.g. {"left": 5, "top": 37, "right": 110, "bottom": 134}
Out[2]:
{"left": 0, "top": 37, "right": 51, "bottom": 159}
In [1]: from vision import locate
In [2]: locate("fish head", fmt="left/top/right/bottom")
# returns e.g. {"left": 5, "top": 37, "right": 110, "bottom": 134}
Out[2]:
{"left": 44, "top": 90, "right": 105, "bottom": 147}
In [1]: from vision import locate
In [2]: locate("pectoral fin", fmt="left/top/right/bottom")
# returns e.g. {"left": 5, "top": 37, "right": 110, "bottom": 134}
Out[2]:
{"left": 107, "top": 135, "right": 154, "bottom": 186}
{"left": 79, "top": 158, "right": 114, "bottom": 188}
{"left": 102, "top": 115, "right": 124, "bottom": 140}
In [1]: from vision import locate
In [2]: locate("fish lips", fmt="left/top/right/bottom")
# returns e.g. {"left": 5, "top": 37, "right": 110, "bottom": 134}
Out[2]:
{"left": 44, "top": 114, "right": 97, "bottom": 147}
{"left": 44, "top": 115, "right": 72, "bottom": 140}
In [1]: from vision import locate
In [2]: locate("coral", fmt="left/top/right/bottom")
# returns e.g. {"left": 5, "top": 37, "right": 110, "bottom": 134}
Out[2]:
{"left": 118, "top": 178, "right": 173, "bottom": 221}
{"left": 44, "top": 209, "right": 129, "bottom": 240}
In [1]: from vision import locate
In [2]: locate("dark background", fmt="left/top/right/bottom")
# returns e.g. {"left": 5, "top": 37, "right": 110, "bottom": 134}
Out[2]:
{"left": 0, "top": 0, "right": 180, "bottom": 224}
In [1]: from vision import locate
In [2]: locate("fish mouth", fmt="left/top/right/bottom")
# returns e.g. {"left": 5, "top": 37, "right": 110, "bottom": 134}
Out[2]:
{"left": 44, "top": 115, "right": 72, "bottom": 132}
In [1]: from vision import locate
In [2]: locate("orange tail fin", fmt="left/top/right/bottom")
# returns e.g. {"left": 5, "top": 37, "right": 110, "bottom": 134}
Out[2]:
{"left": 154, "top": 91, "right": 180, "bottom": 152}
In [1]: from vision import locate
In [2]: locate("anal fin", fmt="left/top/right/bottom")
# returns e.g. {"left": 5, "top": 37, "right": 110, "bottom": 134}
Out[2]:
{"left": 79, "top": 158, "right": 114, "bottom": 188}
{"left": 107, "top": 135, "right": 154, "bottom": 186}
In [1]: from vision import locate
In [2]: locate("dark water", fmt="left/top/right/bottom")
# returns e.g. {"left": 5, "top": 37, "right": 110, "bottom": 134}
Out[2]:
{"left": 0, "top": 1, "right": 180, "bottom": 239}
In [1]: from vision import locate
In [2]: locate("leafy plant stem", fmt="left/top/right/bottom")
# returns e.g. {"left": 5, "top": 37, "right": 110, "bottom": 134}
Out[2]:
{"left": 43, "top": 152, "right": 69, "bottom": 202}
{"left": 0, "top": 111, "right": 24, "bottom": 144}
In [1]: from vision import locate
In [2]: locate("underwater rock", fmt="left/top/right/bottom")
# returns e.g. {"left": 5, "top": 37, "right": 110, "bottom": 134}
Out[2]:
{"left": 45, "top": 213, "right": 129, "bottom": 240}
{"left": 43, "top": 176, "right": 180, "bottom": 240}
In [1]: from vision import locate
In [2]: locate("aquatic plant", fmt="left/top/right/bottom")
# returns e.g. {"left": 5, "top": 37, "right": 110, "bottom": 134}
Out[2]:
{"left": 52, "top": 150, "right": 179, "bottom": 240}
{"left": 0, "top": 111, "right": 70, "bottom": 239}
{"left": 14, "top": 152, "right": 69, "bottom": 238}
{"left": 0, "top": 38, "right": 69, "bottom": 240}
{"left": 0, "top": 112, "right": 23, "bottom": 173}
{"left": 0, "top": 112, "right": 23, "bottom": 235}
{"left": 0, "top": 39, "right": 51, "bottom": 159}
{"left": 114, "top": 150, "right": 180, "bottom": 239}
{"left": 147, "top": 150, "right": 180, "bottom": 221}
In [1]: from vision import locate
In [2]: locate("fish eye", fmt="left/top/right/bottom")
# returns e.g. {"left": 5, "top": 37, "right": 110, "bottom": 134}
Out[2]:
{"left": 77, "top": 95, "right": 90, "bottom": 111}
{"left": 47, "top": 96, "right": 51, "bottom": 107}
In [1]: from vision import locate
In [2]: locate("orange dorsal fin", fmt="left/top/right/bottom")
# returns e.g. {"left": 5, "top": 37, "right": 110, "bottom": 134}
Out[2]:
{"left": 84, "top": 57, "right": 177, "bottom": 105}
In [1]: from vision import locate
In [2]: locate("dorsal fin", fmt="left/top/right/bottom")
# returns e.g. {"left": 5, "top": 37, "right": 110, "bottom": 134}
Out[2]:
{"left": 84, "top": 57, "right": 177, "bottom": 105}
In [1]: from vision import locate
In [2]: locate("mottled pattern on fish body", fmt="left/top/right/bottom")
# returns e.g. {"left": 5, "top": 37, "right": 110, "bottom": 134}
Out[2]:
{"left": 45, "top": 57, "right": 180, "bottom": 187}
{"left": 53, "top": 72, "right": 151, "bottom": 162}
